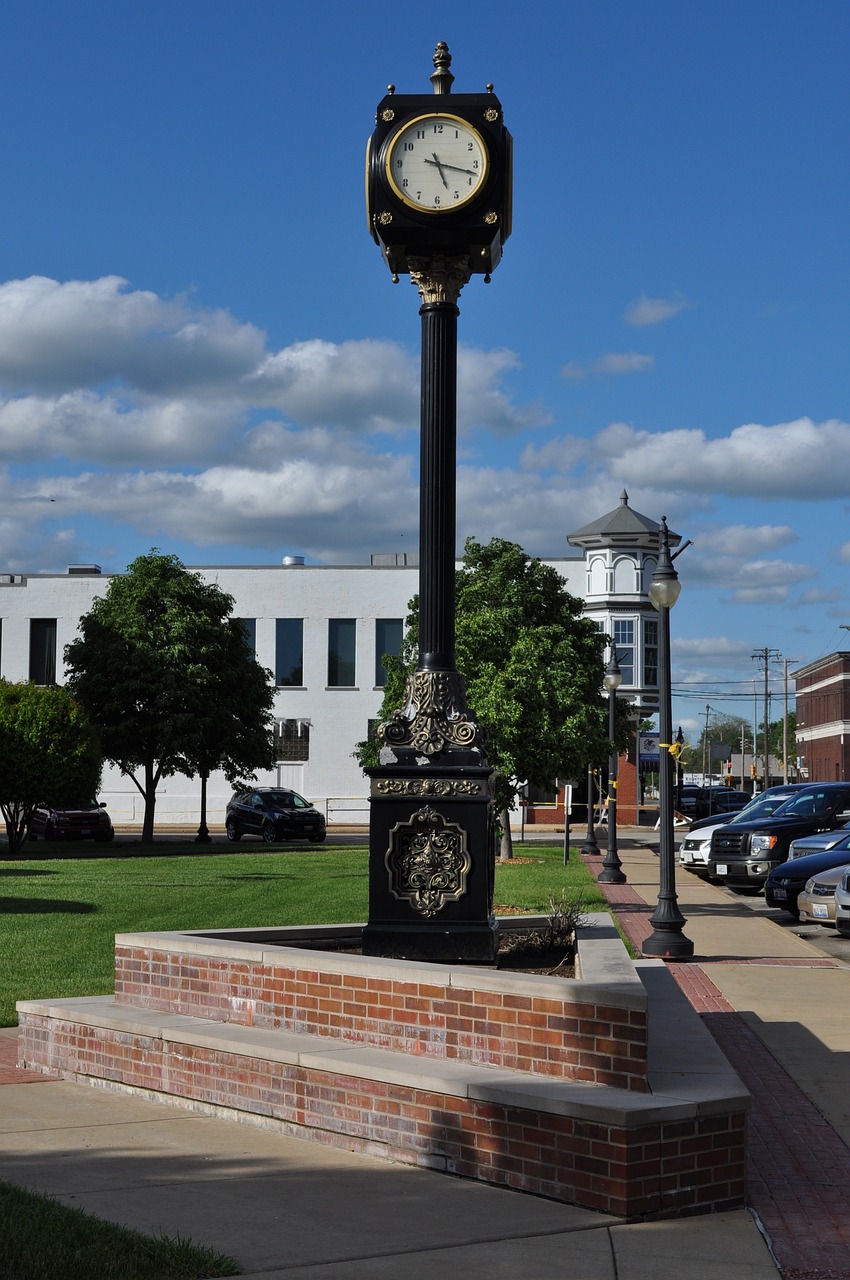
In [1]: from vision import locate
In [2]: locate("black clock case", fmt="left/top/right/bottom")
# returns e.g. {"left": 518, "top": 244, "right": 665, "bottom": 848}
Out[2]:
{"left": 367, "top": 90, "right": 512, "bottom": 277}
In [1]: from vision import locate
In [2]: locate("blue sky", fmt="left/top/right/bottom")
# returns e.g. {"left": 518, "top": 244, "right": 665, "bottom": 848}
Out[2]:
{"left": 1, "top": 1, "right": 849, "bottom": 740}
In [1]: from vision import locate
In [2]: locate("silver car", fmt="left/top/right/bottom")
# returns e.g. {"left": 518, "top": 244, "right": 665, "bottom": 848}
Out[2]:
{"left": 788, "top": 822, "right": 850, "bottom": 859}
{"left": 797, "top": 865, "right": 848, "bottom": 926}
{"left": 834, "top": 866, "right": 850, "bottom": 937}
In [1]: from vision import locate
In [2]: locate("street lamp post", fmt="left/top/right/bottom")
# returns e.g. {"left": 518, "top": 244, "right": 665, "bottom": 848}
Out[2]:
{"left": 598, "top": 648, "right": 625, "bottom": 884}
{"left": 581, "top": 764, "right": 600, "bottom": 855}
{"left": 643, "top": 518, "right": 694, "bottom": 960}
{"left": 675, "top": 725, "right": 684, "bottom": 814}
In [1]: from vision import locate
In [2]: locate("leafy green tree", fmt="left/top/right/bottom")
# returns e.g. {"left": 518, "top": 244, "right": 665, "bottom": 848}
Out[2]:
{"left": 177, "top": 619, "right": 277, "bottom": 840}
{"left": 360, "top": 537, "right": 611, "bottom": 857}
{"left": 64, "top": 551, "right": 275, "bottom": 844}
{"left": 0, "top": 681, "right": 102, "bottom": 854}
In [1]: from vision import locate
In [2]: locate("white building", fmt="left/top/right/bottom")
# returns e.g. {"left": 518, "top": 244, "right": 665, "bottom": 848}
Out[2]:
{"left": 0, "top": 492, "right": 672, "bottom": 828}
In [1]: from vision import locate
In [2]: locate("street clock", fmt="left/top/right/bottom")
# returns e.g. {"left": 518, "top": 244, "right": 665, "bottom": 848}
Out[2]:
{"left": 366, "top": 43, "right": 512, "bottom": 278}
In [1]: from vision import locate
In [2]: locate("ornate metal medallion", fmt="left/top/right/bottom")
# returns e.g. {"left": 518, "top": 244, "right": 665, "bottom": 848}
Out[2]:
{"left": 385, "top": 804, "right": 471, "bottom": 917}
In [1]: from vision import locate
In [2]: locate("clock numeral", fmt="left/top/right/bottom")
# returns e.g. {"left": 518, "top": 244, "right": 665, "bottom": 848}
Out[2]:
{"left": 433, "top": 195, "right": 441, "bottom": 206}
{"left": 433, "top": 124, "right": 443, "bottom": 134}
{"left": 403, "top": 142, "right": 415, "bottom": 151}
{"left": 415, "top": 129, "right": 425, "bottom": 139}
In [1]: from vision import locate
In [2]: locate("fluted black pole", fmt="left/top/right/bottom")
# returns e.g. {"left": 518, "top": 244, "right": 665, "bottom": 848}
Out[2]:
{"left": 418, "top": 300, "right": 458, "bottom": 671}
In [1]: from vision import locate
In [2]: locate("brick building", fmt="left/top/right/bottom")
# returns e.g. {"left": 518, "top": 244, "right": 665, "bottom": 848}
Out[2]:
{"left": 794, "top": 652, "right": 850, "bottom": 782}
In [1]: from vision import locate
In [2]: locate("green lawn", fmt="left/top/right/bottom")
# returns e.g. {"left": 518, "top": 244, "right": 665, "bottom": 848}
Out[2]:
{"left": 0, "top": 1179, "right": 239, "bottom": 1279}
{"left": 0, "top": 840, "right": 605, "bottom": 1026}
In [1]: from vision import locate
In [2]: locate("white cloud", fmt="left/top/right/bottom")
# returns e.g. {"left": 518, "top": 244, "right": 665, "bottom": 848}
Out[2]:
{"left": 698, "top": 524, "right": 798, "bottom": 557}
{"left": 0, "top": 276, "right": 265, "bottom": 395}
{"left": 527, "top": 417, "right": 850, "bottom": 501}
{"left": 624, "top": 293, "right": 691, "bottom": 326}
{"left": 561, "top": 352, "right": 654, "bottom": 380}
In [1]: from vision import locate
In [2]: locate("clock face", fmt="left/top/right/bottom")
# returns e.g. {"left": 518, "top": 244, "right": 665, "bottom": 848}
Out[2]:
{"left": 386, "top": 114, "right": 488, "bottom": 212}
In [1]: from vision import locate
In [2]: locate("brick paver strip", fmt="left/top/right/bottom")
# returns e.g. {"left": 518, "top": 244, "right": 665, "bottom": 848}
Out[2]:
{"left": 586, "top": 853, "right": 850, "bottom": 1278}
{"left": 0, "top": 1031, "right": 49, "bottom": 1084}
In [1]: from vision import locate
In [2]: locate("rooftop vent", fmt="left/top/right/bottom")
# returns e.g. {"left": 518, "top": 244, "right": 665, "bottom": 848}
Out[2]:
{"left": 67, "top": 564, "right": 102, "bottom": 575}
{"left": 281, "top": 555, "right": 305, "bottom": 566}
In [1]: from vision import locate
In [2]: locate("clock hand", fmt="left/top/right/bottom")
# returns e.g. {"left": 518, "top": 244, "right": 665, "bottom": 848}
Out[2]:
{"left": 424, "top": 153, "right": 449, "bottom": 188}
{"left": 437, "top": 162, "right": 480, "bottom": 177}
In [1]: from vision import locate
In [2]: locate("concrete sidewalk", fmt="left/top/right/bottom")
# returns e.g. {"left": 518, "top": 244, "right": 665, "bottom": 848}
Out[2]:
{"left": 2, "top": 839, "right": 849, "bottom": 1277}
{"left": 0, "top": 1053, "right": 774, "bottom": 1280}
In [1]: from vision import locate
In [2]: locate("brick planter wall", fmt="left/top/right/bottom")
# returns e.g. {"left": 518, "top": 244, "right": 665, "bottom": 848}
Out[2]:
{"left": 18, "top": 1007, "right": 746, "bottom": 1219}
{"left": 17, "top": 921, "right": 749, "bottom": 1220}
{"left": 113, "top": 930, "right": 648, "bottom": 1092}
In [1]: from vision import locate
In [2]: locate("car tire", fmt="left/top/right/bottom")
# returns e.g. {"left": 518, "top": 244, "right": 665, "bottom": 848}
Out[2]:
{"left": 44, "top": 823, "right": 56, "bottom": 841}
{"left": 225, "top": 818, "right": 241, "bottom": 843}
{"left": 262, "top": 821, "right": 278, "bottom": 845}
{"left": 94, "top": 831, "right": 114, "bottom": 843}
{"left": 309, "top": 833, "right": 326, "bottom": 844}
{"left": 837, "top": 922, "right": 850, "bottom": 938}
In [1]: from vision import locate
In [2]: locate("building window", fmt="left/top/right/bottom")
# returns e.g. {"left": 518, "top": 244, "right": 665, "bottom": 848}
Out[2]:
{"left": 274, "top": 719, "right": 310, "bottom": 761}
{"left": 328, "top": 619, "right": 356, "bottom": 687}
{"left": 613, "top": 619, "right": 634, "bottom": 685}
{"left": 275, "top": 619, "right": 303, "bottom": 686}
{"left": 375, "top": 618, "right": 403, "bottom": 687}
{"left": 30, "top": 619, "right": 57, "bottom": 685}
{"left": 643, "top": 617, "right": 658, "bottom": 688}
{"left": 237, "top": 618, "right": 256, "bottom": 654}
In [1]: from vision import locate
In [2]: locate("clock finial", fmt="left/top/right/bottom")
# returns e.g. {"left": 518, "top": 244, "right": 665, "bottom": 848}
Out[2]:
{"left": 430, "top": 41, "right": 454, "bottom": 94}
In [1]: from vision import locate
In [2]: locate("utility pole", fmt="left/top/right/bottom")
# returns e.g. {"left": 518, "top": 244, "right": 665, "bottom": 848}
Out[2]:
{"left": 702, "top": 703, "right": 710, "bottom": 784}
{"left": 752, "top": 648, "right": 780, "bottom": 787}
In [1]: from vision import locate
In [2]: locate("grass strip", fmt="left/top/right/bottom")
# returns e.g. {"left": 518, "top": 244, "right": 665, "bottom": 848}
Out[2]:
{"left": 0, "top": 1179, "right": 239, "bottom": 1279}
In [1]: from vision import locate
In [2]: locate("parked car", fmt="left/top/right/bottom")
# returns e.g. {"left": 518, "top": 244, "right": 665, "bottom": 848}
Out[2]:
{"left": 765, "top": 836, "right": 850, "bottom": 917}
{"left": 834, "top": 867, "right": 850, "bottom": 937}
{"left": 225, "top": 788, "right": 327, "bottom": 844}
{"left": 707, "top": 782, "right": 850, "bottom": 891}
{"left": 28, "top": 800, "right": 114, "bottom": 843}
{"left": 693, "top": 789, "right": 751, "bottom": 820}
{"left": 797, "top": 864, "right": 848, "bottom": 927}
{"left": 679, "top": 786, "right": 806, "bottom": 877}
{"left": 787, "top": 823, "right": 850, "bottom": 859}
{"left": 676, "top": 785, "right": 705, "bottom": 820}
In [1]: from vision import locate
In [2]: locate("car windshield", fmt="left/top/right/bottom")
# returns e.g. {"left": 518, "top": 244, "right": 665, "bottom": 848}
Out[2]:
{"left": 737, "top": 792, "right": 798, "bottom": 822}
{"left": 773, "top": 788, "right": 850, "bottom": 819}
{"left": 265, "top": 791, "right": 310, "bottom": 809}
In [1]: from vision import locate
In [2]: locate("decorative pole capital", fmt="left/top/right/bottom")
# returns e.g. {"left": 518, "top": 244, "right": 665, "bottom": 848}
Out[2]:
{"left": 408, "top": 255, "right": 472, "bottom": 306}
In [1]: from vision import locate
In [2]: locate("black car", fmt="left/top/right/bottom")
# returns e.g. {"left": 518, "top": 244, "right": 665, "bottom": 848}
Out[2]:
{"left": 765, "top": 836, "right": 850, "bottom": 917}
{"left": 225, "top": 787, "right": 327, "bottom": 844}
{"left": 687, "top": 784, "right": 806, "bottom": 835}
{"left": 29, "top": 800, "right": 114, "bottom": 843}
{"left": 692, "top": 789, "right": 751, "bottom": 821}
{"left": 707, "top": 782, "right": 850, "bottom": 890}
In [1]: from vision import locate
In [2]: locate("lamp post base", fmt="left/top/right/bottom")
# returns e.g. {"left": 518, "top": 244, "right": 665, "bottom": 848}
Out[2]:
{"left": 642, "top": 924, "right": 694, "bottom": 960}
{"left": 598, "top": 861, "right": 626, "bottom": 884}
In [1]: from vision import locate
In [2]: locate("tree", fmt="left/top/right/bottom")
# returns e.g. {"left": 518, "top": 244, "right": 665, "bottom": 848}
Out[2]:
{"left": 64, "top": 551, "right": 276, "bottom": 844}
{"left": 359, "top": 537, "right": 611, "bottom": 858}
{"left": 0, "top": 681, "right": 102, "bottom": 854}
{"left": 695, "top": 712, "right": 751, "bottom": 778}
{"left": 177, "top": 618, "right": 277, "bottom": 841}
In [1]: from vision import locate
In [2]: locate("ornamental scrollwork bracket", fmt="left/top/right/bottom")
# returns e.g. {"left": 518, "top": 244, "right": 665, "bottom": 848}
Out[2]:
{"left": 379, "top": 669, "right": 486, "bottom": 757}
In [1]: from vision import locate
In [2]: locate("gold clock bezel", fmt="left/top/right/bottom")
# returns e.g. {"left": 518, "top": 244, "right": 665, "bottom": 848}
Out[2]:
{"left": 384, "top": 112, "right": 489, "bottom": 213}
